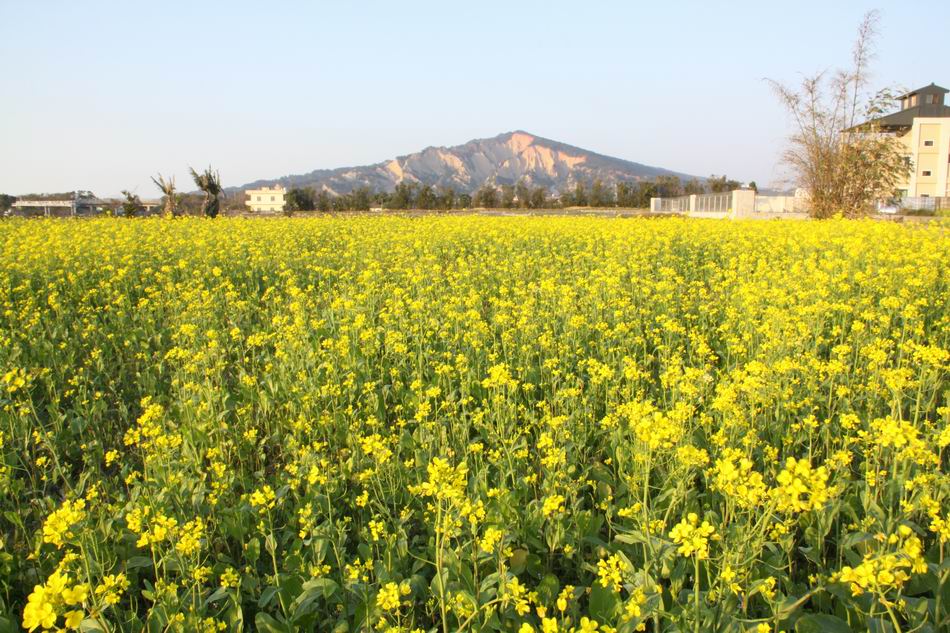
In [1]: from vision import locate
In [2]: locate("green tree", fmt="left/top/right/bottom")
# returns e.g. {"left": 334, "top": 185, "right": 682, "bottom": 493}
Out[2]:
{"left": 557, "top": 187, "right": 575, "bottom": 207}
{"left": 474, "top": 184, "right": 497, "bottom": 208}
{"left": 437, "top": 186, "right": 456, "bottom": 211}
{"left": 457, "top": 192, "right": 472, "bottom": 209}
{"left": 189, "top": 167, "right": 222, "bottom": 218}
{"left": 529, "top": 187, "right": 547, "bottom": 209}
{"left": 684, "top": 179, "right": 706, "bottom": 195}
{"left": 589, "top": 179, "right": 614, "bottom": 207}
{"left": 748, "top": 181, "right": 759, "bottom": 193}
{"left": 654, "top": 176, "right": 682, "bottom": 198}
{"left": 0, "top": 194, "right": 17, "bottom": 214}
{"left": 316, "top": 190, "right": 332, "bottom": 212}
{"left": 390, "top": 182, "right": 416, "bottom": 210}
{"left": 416, "top": 185, "right": 434, "bottom": 210}
{"left": 286, "top": 187, "right": 316, "bottom": 213}
{"left": 615, "top": 182, "right": 632, "bottom": 207}
{"left": 350, "top": 187, "right": 372, "bottom": 211}
{"left": 515, "top": 179, "right": 531, "bottom": 209}
{"left": 500, "top": 184, "right": 515, "bottom": 209}
{"left": 708, "top": 175, "right": 740, "bottom": 193}
{"left": 120, "top": 190, "right": 143, "bottom": 218}
{"left": 633, "top": 180, "right": 658, "bottom": 208}
{"left": 573, "top": 182, "right": 588, "bottom": 206}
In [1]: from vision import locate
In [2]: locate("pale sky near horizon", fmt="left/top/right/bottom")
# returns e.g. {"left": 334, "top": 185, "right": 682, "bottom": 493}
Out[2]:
{"left": 1, "top": 0, "right": 947, "bottom": 198}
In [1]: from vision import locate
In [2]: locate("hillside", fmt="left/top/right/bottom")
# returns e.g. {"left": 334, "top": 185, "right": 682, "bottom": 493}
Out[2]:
{"left": 235, "top": 131, "right": 697, "bottom": 195}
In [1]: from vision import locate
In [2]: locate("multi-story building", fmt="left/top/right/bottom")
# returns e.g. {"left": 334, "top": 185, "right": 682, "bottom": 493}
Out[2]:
{"left": 864, "top": 83, "right": 950, "bottom": 198}
{"left": 245, "top": 185, "right": 287, "bottom": 213}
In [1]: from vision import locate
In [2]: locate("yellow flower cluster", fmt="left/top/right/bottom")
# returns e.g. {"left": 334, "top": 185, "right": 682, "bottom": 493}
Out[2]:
{"left": 833, "top": 526, "right": 927, "bottom": 597}
{"left": 771, "top": 458, "right": 834, "bottom": 514}
{"left": 408, "top": 457, "right": 468, "bottom": 502}
{"left": 94, "top": 573, "right": 128, "bottom": 606}
{"left": 2, "top": 367, "right": 29, "bottom": 393}
{"left": 249, "top": 484, "right": 277, "bottom": 511}
{"left": 596, "top": 554, "right": 624, "bottom": 593}
{"left": 669, "top": 513, "right": 716, "bottom": 559}
{"left": 41, "top": 499, "right": 86, "bottom": 549}
{"left": 22, "top": 571, "right": 88, "bottom": 632}
{"left": 175, "top": 516, "right": 207, "bottom": 556}
{"left": 711, "top": 449, "right": 767, "bottom": 509}
{"left": 377, "top": 581, "right": 401, "bottom": 611}
{"left": 542, "top": 494, "right": 567, "bottom": 518}
{"left": 126, "top": 505, "right": 179, "bottom": 548}
{"left": 359, "top": 433, "right": 393, "bottom": 464}
{"left": 123, "top": 397, "right": 182, "bottom": 455}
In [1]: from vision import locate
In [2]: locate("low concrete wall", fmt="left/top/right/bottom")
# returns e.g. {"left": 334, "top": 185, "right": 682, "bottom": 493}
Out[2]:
{"left": 687, "top": 211, "right": 731, "bottom": 219}
{"left": 651, "top": 190, "right": 809, "bottom": 219}
{"left": 732, "top": 190, "right": 757, "bottom": 217}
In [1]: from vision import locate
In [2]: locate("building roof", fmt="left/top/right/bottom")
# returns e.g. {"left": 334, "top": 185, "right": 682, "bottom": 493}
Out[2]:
{"left": 849, "top": 82, "right": 950, "bottom": 131}
{"left": 868, "top": 104, "right": 950, "bottom": 129}
{"left": 896, "top": 83, "right": 948, "bottom": 100}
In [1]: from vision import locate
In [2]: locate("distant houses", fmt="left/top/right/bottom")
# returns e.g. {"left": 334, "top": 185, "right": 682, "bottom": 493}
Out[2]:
{"left": 9, "top": 191, "right": 161, "bottom": 216}
{"left": 245, "top": 185, "right": 286, "bottom": 214}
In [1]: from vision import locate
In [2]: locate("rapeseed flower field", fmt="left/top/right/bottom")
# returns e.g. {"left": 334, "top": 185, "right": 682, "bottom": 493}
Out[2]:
{"left": 0, "top": 216, "right": 948, "bottom": 633}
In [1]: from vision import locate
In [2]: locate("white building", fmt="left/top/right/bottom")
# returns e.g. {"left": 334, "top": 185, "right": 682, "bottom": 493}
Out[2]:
{"left": 245, "top": 185, "right": 287, "bottom": 213}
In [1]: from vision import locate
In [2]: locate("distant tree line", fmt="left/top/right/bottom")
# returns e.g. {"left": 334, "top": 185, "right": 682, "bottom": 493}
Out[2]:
{"left": 282, "top": 174, "right": 750, "bottom": 213}
{"left": 4, "top": 172, "right": 753, "bottom": 218}
{"left": 0, "top": 194, "right": 17, "bottom": 213}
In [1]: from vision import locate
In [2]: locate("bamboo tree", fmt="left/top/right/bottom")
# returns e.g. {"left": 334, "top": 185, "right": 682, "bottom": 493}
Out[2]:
{"left": 768, "top": 11, "right": 910, "bottom": 218}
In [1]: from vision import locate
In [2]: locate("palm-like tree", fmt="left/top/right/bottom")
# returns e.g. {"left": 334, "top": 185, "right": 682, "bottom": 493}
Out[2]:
{"left": 151, "top": 174, "right": 178, "bottom": 217}
{"left": 189, "top": 166, "right": 222, "bottom": 218}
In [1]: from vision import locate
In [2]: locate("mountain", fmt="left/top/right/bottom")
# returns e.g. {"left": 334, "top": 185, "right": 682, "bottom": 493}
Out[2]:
{"left": 234, "top": 131, "right": 697, "bottom": 195}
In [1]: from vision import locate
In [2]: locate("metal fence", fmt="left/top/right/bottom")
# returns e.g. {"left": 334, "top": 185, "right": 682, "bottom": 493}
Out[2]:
{"left": 900, "top": 196, "right": 949, "bottom": 211}
{"left": 653, "top": 195, "right": 691, "bottom": 213}
{"left": 650, "top": 190, "right": 810, "bottom": 217}
{"left": 693, "top": 192, "right": 732, "bottom": 213}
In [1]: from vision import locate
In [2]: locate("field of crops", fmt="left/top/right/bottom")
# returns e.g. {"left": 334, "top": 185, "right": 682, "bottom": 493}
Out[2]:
{"left": 0, "top": 216, "right": 948, "bottom": 633}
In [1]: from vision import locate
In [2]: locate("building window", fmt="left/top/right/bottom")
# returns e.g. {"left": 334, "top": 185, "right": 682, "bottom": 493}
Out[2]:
{"left": 271, "top": 196, "right": 275, "bottom": 201}
{"left": 924, "top": 140, "right": 934, "bottom": 147}
{"left": 256, "top": 196, "right": 261, "bottom": 201}
{"left": 922, "top": 170, "right": 932, "bottom": 177}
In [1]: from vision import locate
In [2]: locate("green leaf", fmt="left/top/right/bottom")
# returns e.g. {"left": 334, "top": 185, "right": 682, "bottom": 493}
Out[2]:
{"left": 204, "top": 586, "right": 230, "bottom": 605}
{"left": 302, "top": 577, "right": 339, "bottom": 599}
{"left": 795, "top": 614, "right": 853, "bottom": 633}
{"left": 536, "top": 574, "right": 560, "bottom": 605}
{"left": 290, "top": 578, "right": 339, "bottom": 621}
{"left": 255, "top": 612, "right": 290, "bottom": 633}
{"left": 259, "top": 586, "right": 279, "bottom": 609}
{"left": 867, "top": 617, "right": 895, "bottom": 633}
{"left": 245, "top": 537, "right": 260, "bottom": 564}
{"left": 125, "top": 555, "right": 153, "bottom": 570}
{"left": 509, "top": 548, "right": 528, "bottom": 574}
{"left": 588, "top": 582, "right": 620, "bottom": 622}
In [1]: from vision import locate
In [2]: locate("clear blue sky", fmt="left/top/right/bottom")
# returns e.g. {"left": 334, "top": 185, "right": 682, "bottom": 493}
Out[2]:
{"left": 1, "top": 0, "right": 946, "bottom": 197}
